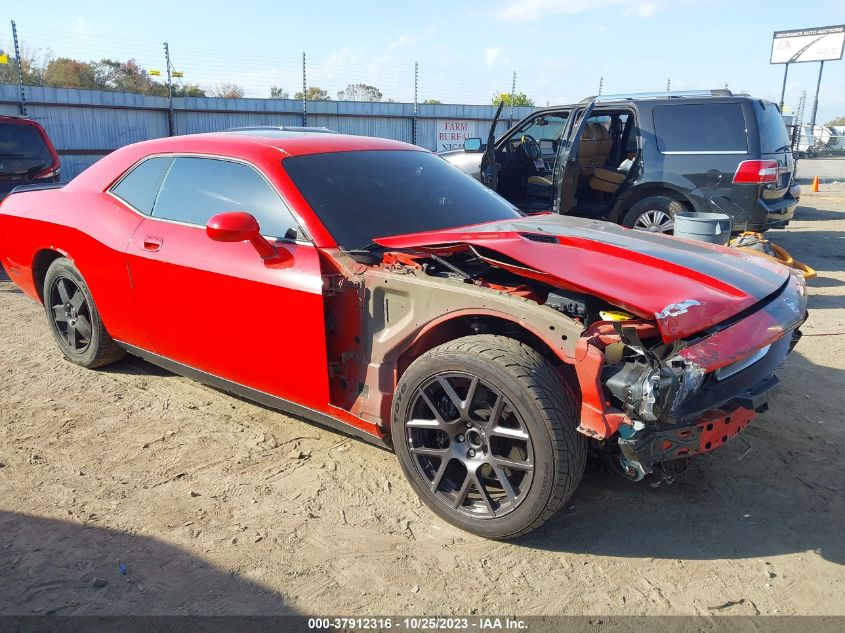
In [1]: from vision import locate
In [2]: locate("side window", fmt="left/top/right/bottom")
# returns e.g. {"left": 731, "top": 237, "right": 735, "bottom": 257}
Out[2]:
{"left": 152, "top": 157, "right": 300, "bottom": 238}
{"left": 653, "top": 103, "right": 748, "bottom": 153}
{"left": 110, "top": 156, "right": 174, "bottom": 214}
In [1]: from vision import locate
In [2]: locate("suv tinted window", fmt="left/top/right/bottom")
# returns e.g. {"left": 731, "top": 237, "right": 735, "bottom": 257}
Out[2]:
{"left": 0, "top": 122, "right": 52, "bottom": 175}
{"left": 283, "top": 150, "right": 521, "bottom": 251}
{"left": 111, "top": 157, "right": 173, "bottom": 214}
{"left": 152, "top": 157, "right": 299, "bottom": 238}
{"left": 754, "top": 101, "right": 791, "bottom": 153}
{"left": 653, "top": 103, "right": 747, "bottom": 153}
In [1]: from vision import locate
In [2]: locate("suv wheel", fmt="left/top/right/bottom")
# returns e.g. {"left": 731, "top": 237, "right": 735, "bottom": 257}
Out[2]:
{"left": 391, "top": 335, "right": 586, "bottom": 539}
{"left": 623, "top": 196, "right": 686, "bottom": 234}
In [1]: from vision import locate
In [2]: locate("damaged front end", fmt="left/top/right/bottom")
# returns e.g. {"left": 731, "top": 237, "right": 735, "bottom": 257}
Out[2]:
{"left": 371, "top": 215, "right": 809, "bottom": 483}
{"left": 593, "top": 276, "right": 807, "bottom": 481}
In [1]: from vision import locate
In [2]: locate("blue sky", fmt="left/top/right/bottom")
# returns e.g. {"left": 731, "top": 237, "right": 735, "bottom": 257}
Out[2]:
{"left": 3, "top": 0, "right": 845, "bottom": 122}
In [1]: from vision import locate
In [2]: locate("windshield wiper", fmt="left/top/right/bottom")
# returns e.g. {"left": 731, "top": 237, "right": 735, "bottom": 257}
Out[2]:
{"left": 0, "top": 153, "right": 27, "bottom": 158}
{"left": 344, "top": 241, "right": 383, "bottom": 254}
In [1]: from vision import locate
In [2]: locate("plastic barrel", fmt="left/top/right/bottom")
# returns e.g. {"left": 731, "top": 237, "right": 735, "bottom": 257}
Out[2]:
{"left": 674, "top": 212, "right": 732, "bottom": 245}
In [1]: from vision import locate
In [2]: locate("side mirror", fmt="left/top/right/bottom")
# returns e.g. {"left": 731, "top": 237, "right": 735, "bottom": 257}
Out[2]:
{"left": 207, "top": 211, "right": 260, "bottom": 243}
{"left": 206, "top": 211, "right": 291, "bottom": 265}
{"left": 463, "top": 137, "right": 482, "bottom": 152}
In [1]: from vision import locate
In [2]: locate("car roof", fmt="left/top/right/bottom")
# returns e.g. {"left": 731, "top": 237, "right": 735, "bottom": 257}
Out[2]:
{"left": 132, "top": 131, "right": 422, "bottom": 158}
{"left": 0, "top": 114, "right": 45, "bottom": 127}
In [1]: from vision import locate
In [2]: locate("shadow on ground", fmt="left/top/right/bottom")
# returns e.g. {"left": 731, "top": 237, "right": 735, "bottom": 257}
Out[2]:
{"left": 0, "top": 511, "right": 294, "bottom": 615}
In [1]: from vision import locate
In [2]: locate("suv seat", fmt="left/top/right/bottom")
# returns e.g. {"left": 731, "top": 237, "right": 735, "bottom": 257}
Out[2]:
{"left": 592, "top": 123, "right": 613, "bottom": 171}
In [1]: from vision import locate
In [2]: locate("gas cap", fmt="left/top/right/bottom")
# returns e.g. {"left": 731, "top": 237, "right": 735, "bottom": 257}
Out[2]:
{"left": 705, "top": 169, "right": 722, "bottom": 186}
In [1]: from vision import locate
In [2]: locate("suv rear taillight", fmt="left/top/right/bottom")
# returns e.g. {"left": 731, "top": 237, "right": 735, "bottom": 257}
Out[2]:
{"left": 733, "top": 160, "right": 778, "bottom": 184}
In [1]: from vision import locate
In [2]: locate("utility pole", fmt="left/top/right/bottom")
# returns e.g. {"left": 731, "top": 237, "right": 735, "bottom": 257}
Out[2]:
{"left": 509, "top": 71, "right": 516, "bottom": 127}
{"left": 163, "top": 42, "right": 174, "bottom": 136}
{"left": 598, "top": 76, "right": 603, "bottom": 96}
{"left": 412, "top": 62, "right": 418, "bottom": 146}
{"left": 11, "top": 20, "right": 26, "bottom": 115}
{"left": 808, "top": 60, "right": 825, "bottom": 133}
{"left": 302, "top": 52, "right": 307, "bottom": 126}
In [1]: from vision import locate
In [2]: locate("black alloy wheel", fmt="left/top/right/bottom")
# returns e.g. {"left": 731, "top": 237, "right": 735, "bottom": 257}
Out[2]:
{"left": 405, "top": 372, "right": 534, "bottom": 518}
{"left": 42, "top": 257, "right": 125, "bottom": 368}
{"left": 392, "top": 335, "right": 586, "bottom": 539}
{"left": 49, "top": 276, "right": 93, "bottom": 354}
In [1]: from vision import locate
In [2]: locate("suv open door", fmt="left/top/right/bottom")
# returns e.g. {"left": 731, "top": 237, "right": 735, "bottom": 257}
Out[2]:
{"left": 479, "top": 101, "right": 505, "bottom": 190}
{"left": 553, "top": 101, "right": 595, "bottom": 214}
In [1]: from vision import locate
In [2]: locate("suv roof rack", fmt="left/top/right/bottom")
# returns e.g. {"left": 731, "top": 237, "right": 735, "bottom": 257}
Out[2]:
{"left": 578, "top": 89, "right": 734, "bottom": 104}
{"left": 225, "top": 125, "right": 337, "bottom": 133}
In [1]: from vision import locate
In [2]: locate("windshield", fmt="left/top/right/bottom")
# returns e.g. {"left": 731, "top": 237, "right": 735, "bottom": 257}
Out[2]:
{"left": 0, "top": 123, "right": 52, "bottom": 175}
{"left": 283, "top": 150, "right": 522, "bottom": 250}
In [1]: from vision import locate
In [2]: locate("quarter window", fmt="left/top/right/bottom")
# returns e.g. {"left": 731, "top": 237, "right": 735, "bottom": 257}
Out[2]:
{"left": 152, "top": 157, "right": 300, "bottom": 238}
{"left": 111, "top": 157, "right": 174, "bottom": 214}
{"left": 653, "top": 103, "right": 748, "bottom": 153}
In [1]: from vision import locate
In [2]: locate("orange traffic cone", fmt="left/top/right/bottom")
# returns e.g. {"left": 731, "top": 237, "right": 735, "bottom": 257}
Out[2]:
{"left": 811, "top": 175, "right": 819, "bottom": 192}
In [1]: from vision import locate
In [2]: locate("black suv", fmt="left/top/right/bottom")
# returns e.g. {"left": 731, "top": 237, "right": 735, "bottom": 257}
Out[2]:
{"left": 442, "top": 91, "right": 799, "bottom": 233}
{"left": 0, "top": 115, "right": 61, "bottom": 201}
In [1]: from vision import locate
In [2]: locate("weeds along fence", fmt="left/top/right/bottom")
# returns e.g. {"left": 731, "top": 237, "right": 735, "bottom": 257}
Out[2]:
{"left": 0, "top": 84, "right": 537, "bottom": 180}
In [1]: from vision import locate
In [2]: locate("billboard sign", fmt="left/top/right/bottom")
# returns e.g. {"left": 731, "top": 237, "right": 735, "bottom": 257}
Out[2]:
{"left": 771, "top": 25, "right": 845, "bottom": 64}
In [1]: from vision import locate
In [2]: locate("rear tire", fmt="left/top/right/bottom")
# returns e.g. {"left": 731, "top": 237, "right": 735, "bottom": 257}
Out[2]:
{"left": 622, "top": 196, "right": 686, "bottom": 234}
{"left": 391, "top": 335, "right": 586, "bottom": 539}
{"left": 43, "top": 257, "right": 125, "bottom": 368}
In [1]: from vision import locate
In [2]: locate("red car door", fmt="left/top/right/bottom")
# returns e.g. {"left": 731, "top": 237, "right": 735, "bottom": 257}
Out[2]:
{"left": 125, "top": 155, "right": 330, "bottom": 412}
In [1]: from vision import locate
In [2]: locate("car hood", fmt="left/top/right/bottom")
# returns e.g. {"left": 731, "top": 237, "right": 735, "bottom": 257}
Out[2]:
{"left": 375, "top": 214, "right": 791, "bottom": 342}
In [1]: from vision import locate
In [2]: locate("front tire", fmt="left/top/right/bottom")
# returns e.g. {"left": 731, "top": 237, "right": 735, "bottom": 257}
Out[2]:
{"left": 43, "top": 257, "right": 125, "bottom": 368}
{"left": 391, "top": 335, "right": 586, "bottom": 539}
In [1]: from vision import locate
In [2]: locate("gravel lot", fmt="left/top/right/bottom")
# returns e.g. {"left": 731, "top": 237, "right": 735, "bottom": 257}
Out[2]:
{"left": 1, "top": 192, "right": 843, "bottom": 616}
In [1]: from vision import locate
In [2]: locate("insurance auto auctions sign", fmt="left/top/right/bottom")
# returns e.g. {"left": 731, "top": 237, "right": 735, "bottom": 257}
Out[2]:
{"left": 770, "top": 25, "right": 845, "bottom": 64}
{"left": 435, "top": 120, "right": 484, "bottom": 152}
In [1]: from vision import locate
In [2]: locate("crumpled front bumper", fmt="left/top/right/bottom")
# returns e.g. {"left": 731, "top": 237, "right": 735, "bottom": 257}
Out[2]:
{"left": 617, "top": 373, "right": 780, "bottom": 476}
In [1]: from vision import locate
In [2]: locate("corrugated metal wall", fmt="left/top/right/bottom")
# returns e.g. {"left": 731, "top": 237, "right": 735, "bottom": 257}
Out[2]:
{"left": 0, "top": 84, "right": 537, "bottom": 180}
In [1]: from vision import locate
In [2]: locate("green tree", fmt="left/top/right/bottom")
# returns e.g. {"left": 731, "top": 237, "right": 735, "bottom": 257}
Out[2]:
{"left": 491, "top": 92, "right": 535, "bottom": 107}
{"left": 422, "top": 98, "right": 442, "bottom": 104}
{"left": 337, "top": 83, "right": 382, "bottom": 101}
{"left": 826, "top": 116, "right": 845, "bottom": 127}
{"left": 95, "top": 58, "right": 166, "bottom": 95}
{"left": 172, "top": 83, "right": 206, "bottom": 97}
{"left": 0, "top": 46, "right": 46, "bottom": 86}
{"left": 42, "top": 57, "right": 98, "bottom": 89}
{"left": 210, "top": 82, "right": 245, "bottom": 98}
{"left": 269, "top": 85, "right": 289, "bottom": 99}
{"left": 294, "top": 86, "right": 331, "bottom": 101}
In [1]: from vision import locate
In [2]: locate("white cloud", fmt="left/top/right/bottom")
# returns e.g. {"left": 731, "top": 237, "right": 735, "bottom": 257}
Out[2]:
{"left": 496, "top": 0, "right": 659, "bottom": 21}
{"left": 484, "top": 47, "right": 502, "bottom": 66}
{"left": 386, "top": 33, "right": 419, "bottom": 52}
{"left": 74, "top": 17, "right": 91, "bottom": 35}
{"left": 625, "top": 1, "right": 658, "bottom": 16}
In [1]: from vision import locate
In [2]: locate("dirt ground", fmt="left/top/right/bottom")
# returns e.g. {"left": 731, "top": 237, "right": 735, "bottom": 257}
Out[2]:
{"left": 1, "top": 192, "right": 843, "bottom": 617}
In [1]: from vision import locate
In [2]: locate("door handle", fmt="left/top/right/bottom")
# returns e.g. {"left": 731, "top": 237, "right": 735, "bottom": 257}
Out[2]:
{"left": 142, "top": 236, "right": 163, "bottom": 252}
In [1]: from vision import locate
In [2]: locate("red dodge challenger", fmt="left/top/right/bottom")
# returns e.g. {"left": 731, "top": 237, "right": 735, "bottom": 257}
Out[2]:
{"left": 0, "top": 130, "right": 807, "bottom": 538}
